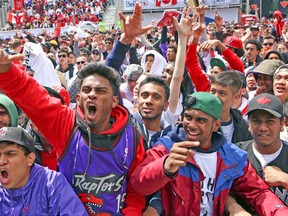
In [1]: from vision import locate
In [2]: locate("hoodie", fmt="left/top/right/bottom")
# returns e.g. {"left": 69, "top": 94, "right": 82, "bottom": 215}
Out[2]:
{"left": 0, "top": 94, "right": 18, "bottom": 127}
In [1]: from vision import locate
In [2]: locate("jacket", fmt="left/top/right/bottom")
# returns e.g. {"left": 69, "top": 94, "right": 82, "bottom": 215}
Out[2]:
{"left": 131, "top": 124, "right": 288, "bottom": 216}
{"left": 236, "top": 140, "right": 288, "bottom": 207}
{"left": 0, "top": 164, "right": 88, "bottom": 216}
{"left": 0, "top": 63, "right": 146, "bottom": 216}
{"left": 185, "top": 43, "right": 244, "bottom": 93}
{"left": 230, "top": 108, "right": 253, "bottom": 143}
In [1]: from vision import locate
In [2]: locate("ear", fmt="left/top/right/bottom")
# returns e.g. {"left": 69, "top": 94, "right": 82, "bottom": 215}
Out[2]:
{"left": 213, "top": 119, "right": 222, "bottom": 132}
{"left": 76, "top": 93, "right": 80, "bottom": 105}
{"left": 112, "top": 95, "right": 119, "bottom": 108}
{"left": 280, "top": 119, "right": 285, "bottom": 132}
{"left": 163, "top": 101, "right": 169, "bottom": 112}
{"left": 27, "top": 153, "right": 36, "bottom": 167}
{"left": 232, "top": 91, "right": 241, "bottom": 103}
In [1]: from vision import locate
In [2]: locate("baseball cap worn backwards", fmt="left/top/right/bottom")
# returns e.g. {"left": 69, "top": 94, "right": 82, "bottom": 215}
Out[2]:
{"left": 184, "top": 92, "right": 222, "bottom": 120}
{"left": 0, "top": 127, "right": 35, "bottom": 153}
{"left": 210, "top": 58, "right": 227, "bottom": 71}
{"left": 247, "top": 93, "right": 283, "bottom": 118}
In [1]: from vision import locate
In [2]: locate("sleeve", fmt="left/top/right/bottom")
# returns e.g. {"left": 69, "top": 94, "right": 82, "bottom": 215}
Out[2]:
{"left": 0, "top": 64, "right": 75, "bottom": 157}
{"left": 131, "top": 144, "right": 174, "bottom": 196}
{"left": 122, "top": 135, "right": 146, "bottom": 216}
{"left": 49, "top": 172, "right": 88, "bottom": 216}
{"left": 105, "top": 40, "right": 130, "bottom": 72}
{"left": 221, "top": 48, "right": 244, "bottom": 73}
{"left": 231, "top": 161, "right": 288, "bottom": 215}
{"left": 185, "top": 43, "right": 210, "bottom": 92}
{"left": 128, "top": 46, "right": 139, "bottom": 65}
{"left": 73, "top": 41, "right": 81, "bottom": 57}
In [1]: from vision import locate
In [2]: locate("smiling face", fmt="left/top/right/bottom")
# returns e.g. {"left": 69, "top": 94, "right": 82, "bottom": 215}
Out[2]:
{"left": 273, "top": 68, "right": 288, "bottom": 103}
{"left": 76, "top": 74, "right": 118, "bottom": 132}
{"left": 0, "top": 143, "right": 35, "bottom": 189}
{"left": 138, "top": 83, "right": 168, "bottom": 122}
{"left": 183, "top": 109, "right": 221, "bottom": 149}
{"left": 248, "top": 110, "right": 283, "bottom": 154}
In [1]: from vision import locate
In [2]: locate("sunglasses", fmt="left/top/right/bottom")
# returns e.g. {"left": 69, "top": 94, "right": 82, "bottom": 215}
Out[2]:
{"left": 128, "top": 78, "right": 137, "bottom": 82}
{"left": 58, "top": 55, "right": 67, "bottom": 58}
{"left": 77, "top": 61, "right": 86, "bottom": 65}
{"left": 263, "top": 43, "right": 273, "bottom": 46}
{"left": 93, "top": 52, "right": 99, "bottom": 55}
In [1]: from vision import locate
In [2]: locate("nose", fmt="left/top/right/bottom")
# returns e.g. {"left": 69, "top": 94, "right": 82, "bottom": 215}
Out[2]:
{"left": 88, "top": 89, "right": 97, "bottom": 99}
{"left": 0, "top": 154, "right": 7, "bottom": 166}
{"left": 258, "top": 122, "right": 268, "bottom": 131}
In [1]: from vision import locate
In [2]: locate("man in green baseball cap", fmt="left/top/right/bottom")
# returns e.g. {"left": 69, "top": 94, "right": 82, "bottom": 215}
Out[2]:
{"left": 131, "top": 91, "right": 288, "bottom": 215}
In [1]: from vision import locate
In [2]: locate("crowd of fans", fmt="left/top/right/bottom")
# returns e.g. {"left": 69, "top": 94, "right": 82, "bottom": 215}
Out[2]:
{"left": 0, "top": 3, "right": 288, "bottom": 215}
{"left": 3, "top": 0, "right": 108, "bottom": 31}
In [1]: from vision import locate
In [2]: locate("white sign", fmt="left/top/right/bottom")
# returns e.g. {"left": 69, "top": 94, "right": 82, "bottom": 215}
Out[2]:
{"left": 199, "top": 0, "right": 241, "bottom": 6}
{"left": 123, "top": 0, "right": 186, "bottom": 11}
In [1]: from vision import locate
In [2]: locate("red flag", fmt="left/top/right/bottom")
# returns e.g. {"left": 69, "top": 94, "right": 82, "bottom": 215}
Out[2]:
{"left": 14, "top": 0, "right": 24, "bottom": 10}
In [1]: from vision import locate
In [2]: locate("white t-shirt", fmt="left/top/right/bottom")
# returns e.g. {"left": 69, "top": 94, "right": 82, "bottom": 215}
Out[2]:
{"left": 253, "top": 143, "right": 283, "bottom": 167}
{"left": 194, "top": 151, "right": 217, "bottom": 216}
{"left": 221, "top": 118, "right": 234, "bottom": 142}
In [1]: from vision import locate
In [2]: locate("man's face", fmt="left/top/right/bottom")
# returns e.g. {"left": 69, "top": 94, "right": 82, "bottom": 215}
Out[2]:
{"left": 257, "top": 74, "right": 273, "bottom": 94}
{"left": 0, "top": 143, "right": 35, "bottom": 189}
{"left": 251, "top": 29, "right": 259, "bottom": 37}
{"left": 69, "top": 53, "right": 76, "bottom": 65}
{"left": 133, "top": 74, "right": 147, "bottom": 104}
{"left": 76, "top": 74, "right": 118, "bottom": 132}
{"left": 138, "top": 83, "right": 168, "bottom": 122}
{"left": 76, "top": 56, "right": 87, "bottom": 71}
{"left": 210, "top": 66, "right": 224, "bottom": 77}
{"left": 210, "top": 84, "right": 238, "bottom": 116}
{"left": 183, "top": 109, "right": 220, "bottom": 149}
{"left": 105, "top": 40, "right": 113, "bottom": 51}
{"left": 245, "top": 44, "right": 259, "bottom": 62}
{"left": 166, "top": 48, "right": 176, "bottom": 62}
{"left": 246, "top": 73, "right": 257, "bottom": 90}
{"left": 249, "top": 110, "right": 283, "bottom": 154}
{"left": 263, "top": 39, "right": 276, "bottom": 51}
{"left": 58, "top": 52, "right": 68, "bottom": 65}
{"left": 161, "top": 64, "right": 174, "bottom": 86}
{"left": 273, "top": 69, "right": 288, "bottom": 103}
{"left": 0, "top": 106, "right": 10, "bottom": 128}
{"left": 127, "top": 77, "right": 137, "bottom": 92}
{"left": 266, "top": 53, "right": 280, "bottom": 61}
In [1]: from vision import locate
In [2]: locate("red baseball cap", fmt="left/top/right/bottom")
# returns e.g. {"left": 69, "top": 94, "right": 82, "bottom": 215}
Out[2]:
{"left": 224, "top": 36, "right": 243, "bottom": 49}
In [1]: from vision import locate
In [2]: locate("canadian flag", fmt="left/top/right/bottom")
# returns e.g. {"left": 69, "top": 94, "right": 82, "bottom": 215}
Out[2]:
{"left": 14, "top": 0, "right": 24, "bottom": 10}
{"left": 156, "top": 0, "right": 177, "bottom": 7}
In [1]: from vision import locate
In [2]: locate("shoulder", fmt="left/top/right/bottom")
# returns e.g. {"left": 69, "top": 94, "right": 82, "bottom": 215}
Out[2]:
{"left": 235, "top": 140, "right": 253, "bottom": 151}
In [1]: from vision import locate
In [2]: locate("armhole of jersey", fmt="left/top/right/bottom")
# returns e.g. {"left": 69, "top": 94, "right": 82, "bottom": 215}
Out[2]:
{"left": 58, "top": 123, "right": 79, "bottom": 162}
{"left": 132, "top": 126, "right": 141, "bottom": 160}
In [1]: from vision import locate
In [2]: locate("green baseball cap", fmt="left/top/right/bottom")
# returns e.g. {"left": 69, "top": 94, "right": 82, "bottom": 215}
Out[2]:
{"left": 184, "top": 92, "right": 223, "bottom": 120}
{"left": 0, "top": 127, "right": 35, "bottom": 153}
{"left": 210, "top": 58, "right": 227, "bottom": 71}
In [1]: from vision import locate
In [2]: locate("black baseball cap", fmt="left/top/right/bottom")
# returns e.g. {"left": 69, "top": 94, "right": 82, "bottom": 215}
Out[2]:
{"left": 0, "top": 127, "right": 35, "bottom": 153}
{"left": 247, "top": 93, "right": 283, "bottom": 118}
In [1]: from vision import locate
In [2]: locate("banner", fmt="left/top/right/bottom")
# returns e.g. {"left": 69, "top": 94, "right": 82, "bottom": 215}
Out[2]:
{"left": 14, "top": 0, "right": 24, "bottom": 10}
{"left": 123, "top": 0, "right": 241, "bottom": 11}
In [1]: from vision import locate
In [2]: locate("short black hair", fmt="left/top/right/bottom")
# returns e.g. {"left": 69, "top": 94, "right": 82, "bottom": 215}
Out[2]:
{"left": 210, "top": 71, "right": 242, "bottom": 95}
{"left": 77, "top": 63, "right": 121, "bottom": 96}
{"left": 138, "top": 75, "right": 170, "bottom": 102}
{"left": 245, "top": 39, "right": 262, "bottom": 51}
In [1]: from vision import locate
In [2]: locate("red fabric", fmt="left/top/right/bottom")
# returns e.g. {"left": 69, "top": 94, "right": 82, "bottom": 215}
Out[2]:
{"left": 14, "top": 0, "right": 24, "bottom": 10}
{"left": 0, "top": 63, "right": 146, "bottom": 215}
{"left": 221, "top": 48, "right": 244, "bottom": 73}
{"left": 186, "top": 43, "right": 210, "bottom": 92}
{"left": 39, "top": 149, "right": 58, "bottom": 171}
{"left": 274, "top": 10, "right": 284, "bottom": 37}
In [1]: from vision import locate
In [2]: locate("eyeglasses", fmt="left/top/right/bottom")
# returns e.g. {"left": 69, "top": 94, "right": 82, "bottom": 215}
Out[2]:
{"left": 58, "top": 55, "right": 67, "bottom": 58}
{"left": 263, "top": 43, "right": 274, "bottom": 46}
{"left": 77, "top": 61, "right": 86, "bottom": 65}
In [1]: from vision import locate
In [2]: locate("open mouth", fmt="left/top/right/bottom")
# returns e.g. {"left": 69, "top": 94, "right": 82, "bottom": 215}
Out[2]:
{"left": 87, "top": 104, "right": 97, "bottom": 119}
{"left": 0, "top": 170, "right": 9, "bottom": 185}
